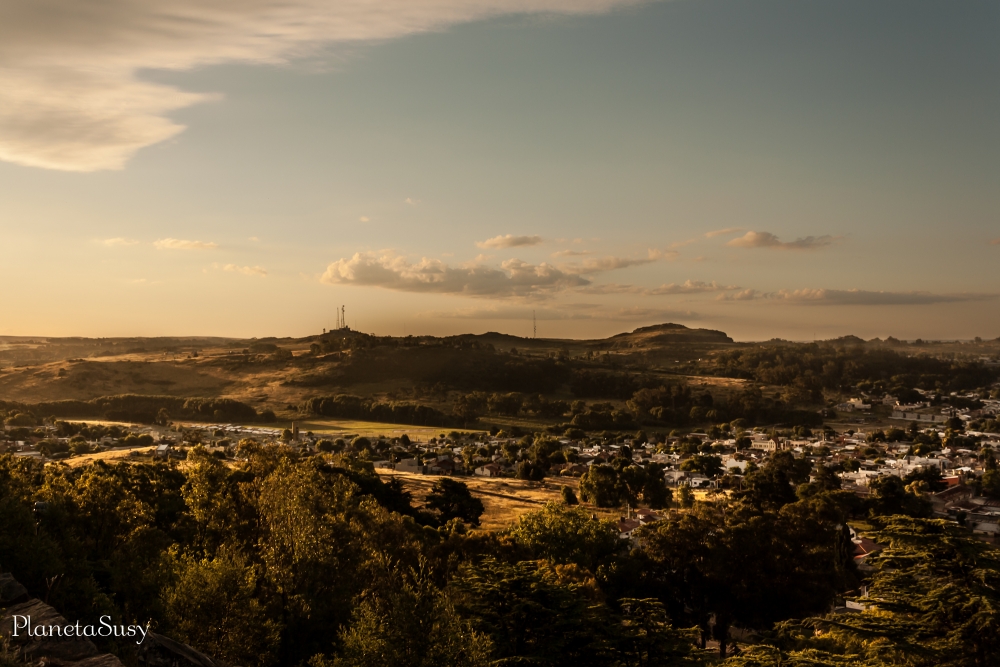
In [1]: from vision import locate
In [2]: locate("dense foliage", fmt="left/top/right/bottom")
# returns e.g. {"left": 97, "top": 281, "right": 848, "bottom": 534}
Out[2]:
{"left": 0, "top": 445, "right": 892, "bottom": 667}
{"left": 0, "top": 394, "right": 268, "bottom": 425}
{"left": 715, "top": 344, "right": 999, "bottom": 393}
{"left": 301, "top": 394, "right": 457, "bottom": 426}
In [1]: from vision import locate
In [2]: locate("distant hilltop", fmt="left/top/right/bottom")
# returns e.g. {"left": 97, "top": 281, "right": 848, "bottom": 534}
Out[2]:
{"left": 606, "top": 323, "right": 734, "bottom": 347}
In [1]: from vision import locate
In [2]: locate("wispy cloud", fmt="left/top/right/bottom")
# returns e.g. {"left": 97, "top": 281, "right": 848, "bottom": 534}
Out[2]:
{"left": 991, "top": 238, "right": 1000, "bottom": 245}
{"left": 404, "top": 197, "right": 420, "bottom": 206}
{"left": 647, "top": 280, "right": 739, "bottom": 295}
{"left": 216, "top": 263, "right": 267, "bottom": 277}
{"left": 476, "top": 234, "right": 544, "bottom": 249}
{"left": 582, "top": 279, "right": 738, "bottom": 296}
{"left": 551, "top": 249, "right": 593, "bottom": 257}
{"left": 153, "top": 239, "right": 219, "bottom": 250}
{"left": 718, "top": 288, "right": 995, "bottom": 306}
{"left": 421, "top": 304, "right": 698, "bottom": 321}
{"left": 0, "top": 0, "right": 642, "bottom": 172}
{"left": 560, "top": 252, "right": 663, "bottom": 275}
{"left": 101, "top": 237, "right": 139, "bottom": 247}
{"left": 727, "top": 231, "right": 838, "bottom": 250}
{"left": 705, "top": 227, "right": 744, "bottom": 238}
{"left": 321, "top": 252, "right": 589, "bottom": 298}
{"left": 154, "top": 238, "right": 218, "bottom": 250}
{"left": 776, "top": 289, "right": 993, "bottom": 305}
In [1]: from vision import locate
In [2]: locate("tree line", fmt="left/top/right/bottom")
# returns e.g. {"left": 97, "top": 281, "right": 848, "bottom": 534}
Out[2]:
{"left": 0, "top": 395, "right": 274, "bottom": 425}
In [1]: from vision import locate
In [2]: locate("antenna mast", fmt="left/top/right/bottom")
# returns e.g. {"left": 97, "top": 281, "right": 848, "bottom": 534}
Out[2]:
{"left": 533, "top": 310, "right": 537, "bottom": 339}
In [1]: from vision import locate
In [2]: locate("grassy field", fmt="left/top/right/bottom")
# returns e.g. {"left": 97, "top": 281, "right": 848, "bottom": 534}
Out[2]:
{"left": 64, "top": 445, "right": 157, "bottom": 467}
{"left": 378, "top": 470, "right": 635, "bottom": 531}
{"left": 231, "top": 419, "right": 488, "bottom": 439}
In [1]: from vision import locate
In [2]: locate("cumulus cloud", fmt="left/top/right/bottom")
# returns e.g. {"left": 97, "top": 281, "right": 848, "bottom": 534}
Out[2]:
{"left": 321, "top": 252, "right": 589, "bottom": 298}
{"left": 727, "top": 231, "right": 837, "bottom": 250}
{"left": 476, "top": 234, "right": 544, "bottom": 249}
{"left": 101, "top": 237, "right": 139, "bottom": 247}
{"left": 154, "top": 238, "right": 218, "bottom": 250}
{"left": 0, "top": 0, "right": 641, "bottom": 172}
{"left": 718, "top": 288, "right": 995, "bottom": 306}
{"left": 705, "top": 227, "right": 744, "bottom": 238}
{"left": 217, "top": 263, "right": 267, "bottom": 277}
{"left": 716, "top": 289, "right": 762, "bottom": 301}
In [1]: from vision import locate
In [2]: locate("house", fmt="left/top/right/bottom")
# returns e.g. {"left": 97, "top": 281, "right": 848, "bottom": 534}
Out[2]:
{"left": 373, "top": 460, "right": 394, "bottom": 470}
{"left": 616, "top": 517, "right": 642, "bottom": 540}
{"left": 891, "top": 410, "right": 950, "bottom": 424}
{"left": 664, "top": 470, "right": 687, "bottom": 486}
{"left": 722, "top": 456, "right": 747, "bottom": 473}
{"left": 426, "top": 458, "right": 457, "bottom": 475}
{"left": 750, "top": 439, "right": 780, "bottom": 453}
{"left": 635, "top": 509, "right": 660, "bottom": 524}
{"left": 154, "top": 444, "right": 171, "bottom": 459}
{"left": 928, "top": 484, "right": 974, "bottom": 514}
{"left": 852, "top": 536, "right": 883, "bottom": 570}
{"left": 396, "top": 458, "right": 424, "bottom": 474}
{"left": 475, "top": 463, "right": 503, "bottom": 477}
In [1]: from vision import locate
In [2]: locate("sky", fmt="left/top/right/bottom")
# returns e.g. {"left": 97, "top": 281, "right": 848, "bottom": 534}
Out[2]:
{"left": 0, "top": 0, "right": 997, "bottom": 341}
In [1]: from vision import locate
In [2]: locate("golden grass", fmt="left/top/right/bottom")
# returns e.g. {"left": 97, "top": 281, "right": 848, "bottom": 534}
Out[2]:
{"left": 62, "top": 445, "right": 157, "bottom": 467}
{"left": 378, "top": 471, "right": 625, "bottom": 531}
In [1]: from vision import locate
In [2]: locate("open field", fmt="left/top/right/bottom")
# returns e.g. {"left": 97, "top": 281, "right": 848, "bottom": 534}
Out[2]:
{"left": 64, "top": 445, "right": 157, "bottom": 467}
{"left": 379, "top": 470, "right": 637, "bottom": 530}
{"left": 230, "top": 419, "right": 487, "bottom": 439}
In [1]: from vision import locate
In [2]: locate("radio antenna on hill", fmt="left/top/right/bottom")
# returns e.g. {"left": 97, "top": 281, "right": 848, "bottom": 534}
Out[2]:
{"left": 533, "top": 310, "right": 537, "bottom": 339}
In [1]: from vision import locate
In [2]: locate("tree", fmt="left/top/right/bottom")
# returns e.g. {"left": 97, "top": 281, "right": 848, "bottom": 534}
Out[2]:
{"left": 579, "top": 465, "right": 621, "bottom": 508}
{"left": 613, "top": 598, "right": 706, "bottom": 666}
{"left": 425, "top": 478, "right": 484, "bottom": 526}
{"left": 642, "top": 471, "right": 672, "bottom": 509}
{"left": 733, "top": 455, "right": 799, "bottom": 512}
{"left": 867, "top": 475, "right": 931, "bottom": 518}
{"left": 561, "top": 486, "right": 579, "bottom": 505}
{"left": 507, "top": 502, "right": 619, "bottom": 570}
{"left": 824, "top": 516, "right": 1000, "bottom": 667}
{"left": 731, "top": 517, "right": 1000, "bottom": 667}
{"left": 642, "top": 501, "right": 854, "bottom": 658}
{"left": 163, "top": 549, "right": 280, "bottom": 666}
{"left": 680, "top": 455, "right": 723, "bottom": 479}
{"left": 325, "top": 564, "right": 492, "bottom": 667}
{"left": 449, "top": 558, "right": 612, "bottom": 667}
